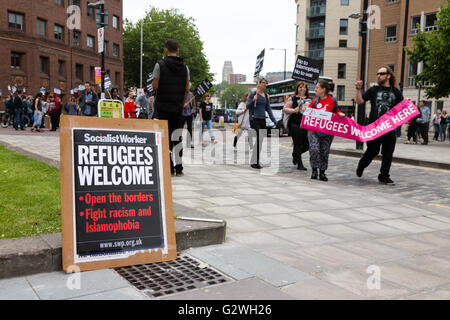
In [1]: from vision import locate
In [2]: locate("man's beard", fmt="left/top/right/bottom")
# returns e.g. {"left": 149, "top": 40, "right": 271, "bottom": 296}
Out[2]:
{"left": 378, "top": 79, "right": 388, "bottom": 86}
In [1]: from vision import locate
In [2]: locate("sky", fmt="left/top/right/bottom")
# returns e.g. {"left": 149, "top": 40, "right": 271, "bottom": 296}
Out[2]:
{"left": 123, "top": 0, "right": 297, "bottom": 84}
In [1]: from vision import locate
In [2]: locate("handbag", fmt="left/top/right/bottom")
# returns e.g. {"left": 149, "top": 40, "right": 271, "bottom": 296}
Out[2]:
{"left": 233, "top": 109, "right": 247, "bottom": 133}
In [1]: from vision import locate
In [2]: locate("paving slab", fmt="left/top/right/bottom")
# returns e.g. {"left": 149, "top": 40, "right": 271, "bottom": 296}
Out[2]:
{"left": 160, "top": 277, "right": 295, "bottom": 300}
{"left": 187, "top": 242, "right": 312, "bottom": 287}
{"left": 25, "top": 269, "right": 132, "bottom": 300}
{"left": 0, "top": 277, "right": 39, "bottom": 300}
{"left": 281, "top": 278, "right": 365, "bottom": 300}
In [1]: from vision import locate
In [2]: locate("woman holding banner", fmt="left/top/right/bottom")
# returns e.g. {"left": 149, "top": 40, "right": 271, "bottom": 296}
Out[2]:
{"left": 303, "top": 80, "right": 345, "bottom": 181}
{"left": 283, "top": 81, "right": 311, "bottom": 171}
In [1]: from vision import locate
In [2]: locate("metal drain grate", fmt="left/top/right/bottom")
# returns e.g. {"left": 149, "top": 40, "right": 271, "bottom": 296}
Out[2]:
{"left": 115, "top": 255, "right": 231, "bottom": 298}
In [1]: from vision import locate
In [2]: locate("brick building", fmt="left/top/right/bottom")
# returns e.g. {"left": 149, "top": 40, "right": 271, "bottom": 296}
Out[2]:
{"left": 295, "top": 0, "right": 361, "bottom": 114}
{"left": 358, "top": 0, "right": 449, "bottom": 116}
{"left": 0, "top": 0, "right": 123, "bottom": 103}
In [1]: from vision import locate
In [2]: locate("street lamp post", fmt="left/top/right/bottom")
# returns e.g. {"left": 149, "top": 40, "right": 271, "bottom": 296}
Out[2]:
{"left": 270, "top": 48, "right": 287, "bottom": 80}
{"left": 349, "top": 1, "right": 369, "bottom": 150}
{"left": 140, "top": 20, "right": 165, "bottom": 89}
{"left": 88, "top": 1, "right": 105, "bottom": 96}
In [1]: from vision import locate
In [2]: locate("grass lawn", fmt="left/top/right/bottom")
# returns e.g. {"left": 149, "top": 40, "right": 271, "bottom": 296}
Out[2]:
{"left": 0, "top": 145, "right": 61, "bottom": 239}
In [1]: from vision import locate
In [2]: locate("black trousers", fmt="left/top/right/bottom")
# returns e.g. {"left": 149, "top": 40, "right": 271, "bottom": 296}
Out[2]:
{"left": 407, "top": 122, "right": 418, "bottom": 142}
{"left": 358, "top": 131, "right": 396, "bottom": 179}
{"left": 290, "top": 123, "right": 309, "bottom": 164}
{"left": 421, "top": 122, "right": 430, "bottom": 144}
{"left": 157, "top": 110, "right": 183, "bottom": 174}
{"left": 181, "top": 114, "right": 193, "bottom": 145}
{"left": 50, "top": 113, "right": 59, "bottom": 131}
{"left": 249, "top": 118, "right": 266, "bottom": 165}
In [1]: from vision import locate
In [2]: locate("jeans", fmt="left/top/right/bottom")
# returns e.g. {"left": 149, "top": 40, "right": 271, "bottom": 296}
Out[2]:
{"left": 33, "top": 110, "right": 43, "bottom": 127}
{"left": 440, "top": 124, "right": 447, "bottom": 141}
{"left": 13, "top": 108, "right": 24, "bottom": 129}
{"left": 433, "top": 124, "right": 440, "bottom": 140}
{"left": 199, "top": 120, "right": 215, "bottom": 142}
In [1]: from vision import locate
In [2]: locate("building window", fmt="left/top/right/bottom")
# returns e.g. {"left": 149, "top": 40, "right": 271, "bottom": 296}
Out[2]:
{"left": 425, "top": 13, "right": 437, "bottom": 32}
{"left": 339, "top": 39, "right": 347, "bottom": 48}
{"left": 87, "top": 2, "right": 94, "bottom": 18}
{"left": 341, "top": 0, "right": 349, "bottom": 5}
{"left": 385, "top": 25, "right": 397, "bottom": 43}
{"left": 338, "top": 64, "right": 346, "bottom": 79}
{"left": 113, "top": 15, "right": 119, "bottom": 29}
{"left": 87, "top": 35, "right": 95, "bottom": 49}
{"left": 11, "top": 52, "right": 23, "bottom": 69}
{"left": 37, "top": 19, "right": 46, "bottom": 36}
{"left": 113, "top": 44, "right": 119, "bottom": 57}
{"left": 73, "top": 31, "right": 81, "bottom": 46}
{"left": 75, "top": 64, "right": 83, "bottom": 80}
{"left": 8, "top": 12, "right": 24, "bottom": 31}
{"left": 340, "top": 19, "right": 348, "bottom": 35}
{"left": 388, "top": 64, "right": 395, "bottom": 72}
{"left": 115, "top": 72, "right": 121, "bottom": 86}
{"left": 408, "top": 61, "right": 418, "bottom": 87}
{"left": 90, "top": 66, "right": 95, "bottom": 81}
{"left": 54, "top": 0, "right": 63, "bottom": 6}
{"left": 337, "top": 86, "right": 345, "bottom": 101}
{"left": 54, "top": 24, "right": 64, "bottom": 41}
{"left": 40, "top": 56, "right": 50, "bottom": 75}
{"left": 58, "top": 60, "right": 66, "bottom": 77}
{"left": 410, "top": 16, "right": 421, "bottom": 35}
{"left": 387, "top": 0, "right": 399, "bottom": 3}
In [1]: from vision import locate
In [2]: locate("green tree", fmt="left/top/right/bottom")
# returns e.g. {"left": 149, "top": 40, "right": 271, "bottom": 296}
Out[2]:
{"left": 406, "top": 1, "right": 450, "bottom": 99}
{"left": 123, "top": 7, "right": 214, "bottom": 90}
{"left": 219, "top": 84, "right": 249, "bottom": 109}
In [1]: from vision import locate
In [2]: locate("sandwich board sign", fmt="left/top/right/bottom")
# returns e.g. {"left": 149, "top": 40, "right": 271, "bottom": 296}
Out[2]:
{"left": 60, "top": 116, "right": 177, "bottom": 272}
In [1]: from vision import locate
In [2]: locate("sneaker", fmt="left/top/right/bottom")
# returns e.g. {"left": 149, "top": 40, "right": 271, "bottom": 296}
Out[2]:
{"left": 211, "top": 139, "right": 218, "bottom": 144}
{"left": 356, "top": 165, "right": 364, "bottom": 178}
{"left": 176, "top": 172, "right": 184, "bottom": 177}
{"left": 200, "top": 141, "right": 205, "bottom": 146}
{"left": 311, "top": 171, "right": 318, "bottom": 180}
{"left": 251, "top": 164, "right": 262, "bottom": 169}
{"left": 378, "top": 175, "right": 394, "bottom": 185}
{"left": 319, "top": 172, "right": 328, "bottom": 182}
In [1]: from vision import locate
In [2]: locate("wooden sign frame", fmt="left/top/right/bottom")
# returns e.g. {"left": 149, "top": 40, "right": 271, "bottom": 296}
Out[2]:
{"left": 60, "top": 116, "right": 177, "bottom": 272}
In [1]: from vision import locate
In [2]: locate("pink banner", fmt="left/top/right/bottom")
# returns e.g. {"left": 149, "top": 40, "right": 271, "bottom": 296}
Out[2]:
{"left": 301, "top": 99, "right": 420, "bottom": 142}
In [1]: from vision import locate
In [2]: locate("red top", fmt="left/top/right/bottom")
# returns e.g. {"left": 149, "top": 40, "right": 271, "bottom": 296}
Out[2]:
{"left": 308, "top": 96, "right": 341, "bottom": 113}
{"left": 124, "top": 100, "right": 136, "bottom": 118}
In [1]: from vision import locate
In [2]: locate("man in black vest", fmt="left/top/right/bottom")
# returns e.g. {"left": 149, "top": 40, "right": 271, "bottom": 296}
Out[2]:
{"left": 152, "top": 39, "right": 190, "bottom": 176}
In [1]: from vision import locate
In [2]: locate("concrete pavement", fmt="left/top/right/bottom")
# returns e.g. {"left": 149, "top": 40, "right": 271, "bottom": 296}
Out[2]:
{"left": 0, "top": 127, "right": 449, "bottom": 300}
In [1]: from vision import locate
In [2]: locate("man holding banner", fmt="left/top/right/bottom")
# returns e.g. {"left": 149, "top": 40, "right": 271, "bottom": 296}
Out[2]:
{"left": 355, "top": 66, "right": 403, "bottom": 185}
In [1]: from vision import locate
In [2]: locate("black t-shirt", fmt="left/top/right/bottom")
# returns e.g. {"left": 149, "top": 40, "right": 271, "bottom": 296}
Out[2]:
{"left": 200, "top": 102, "right": 213, "bottom": 120}
{"left": 362, "top": 85, "right": 403, "bottom": 124}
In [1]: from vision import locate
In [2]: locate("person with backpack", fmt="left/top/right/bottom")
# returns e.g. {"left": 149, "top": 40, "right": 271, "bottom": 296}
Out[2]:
{"left": 303, "top": 80, "right": 345, "bottom": 181}
{"left": 283, "top": 81, "right": 311, "bottom": 171}
{"left": 152, "top": 39, "right": 190, "bottom": 176}
{"left": 247, "top": 78, "right": 277, "bottom": 169}
{"left": 355, "top": 65, "right": 403, "bottom": 184}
